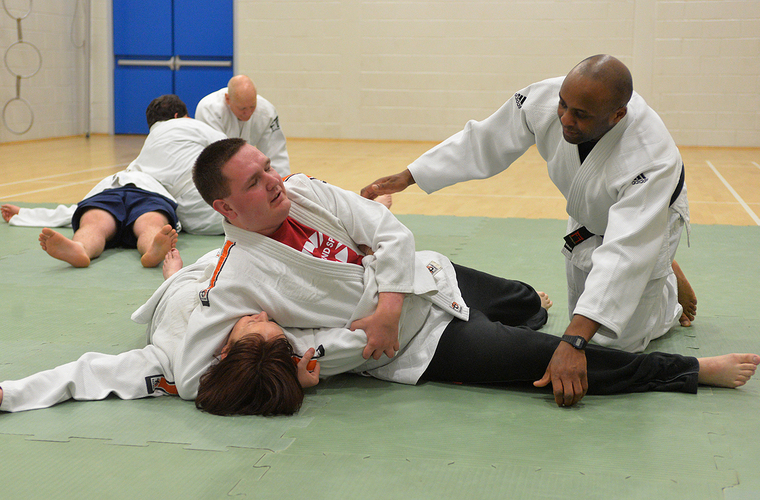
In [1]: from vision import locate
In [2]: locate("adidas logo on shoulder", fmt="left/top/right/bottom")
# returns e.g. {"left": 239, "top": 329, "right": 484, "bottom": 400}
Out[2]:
{"left": 632, "top": 173, "right": 648, "bottom": 185}
{"left": 514, "top": 93, "right": 526, "bottom": 109}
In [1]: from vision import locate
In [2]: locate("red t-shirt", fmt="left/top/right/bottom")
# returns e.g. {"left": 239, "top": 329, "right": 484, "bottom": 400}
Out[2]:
{"left": 269, "top": 217, "right": 364, "bottom": 266}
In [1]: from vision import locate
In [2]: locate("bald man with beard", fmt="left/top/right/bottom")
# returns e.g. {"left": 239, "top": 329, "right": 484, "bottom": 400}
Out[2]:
{"left": 361, "top": 55, "right": 699, "bottom": 407}
{"left": 195, "top": 75, "right": 291, "bottom": 177}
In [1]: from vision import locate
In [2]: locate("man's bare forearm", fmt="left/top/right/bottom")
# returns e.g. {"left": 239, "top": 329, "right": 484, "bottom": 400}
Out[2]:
{"left": 360, "top": 169, "right": 416, "bottom": 199}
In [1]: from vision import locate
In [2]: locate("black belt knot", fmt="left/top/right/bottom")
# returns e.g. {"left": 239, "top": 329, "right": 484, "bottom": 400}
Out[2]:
{"left": 563, "top": 226, "right": 596, "bottom": 252}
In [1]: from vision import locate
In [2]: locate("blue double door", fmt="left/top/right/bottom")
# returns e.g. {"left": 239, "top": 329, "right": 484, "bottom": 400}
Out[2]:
{"left": 113, "top": 0, "right": 234, "bottom": 134}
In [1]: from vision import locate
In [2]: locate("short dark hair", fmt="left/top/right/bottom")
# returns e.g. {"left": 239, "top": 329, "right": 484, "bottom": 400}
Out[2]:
{"left": 195, "top": 335, "right": 304, "bottom": 416}
{"left": 193, "top": 138, "right": 247, "bottom": 206}
{"left": 145, "top": 94, "right": 188, "bottom": 128}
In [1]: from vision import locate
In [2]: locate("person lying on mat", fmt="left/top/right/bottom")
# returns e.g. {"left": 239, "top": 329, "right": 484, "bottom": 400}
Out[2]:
{"left": 0, "top": 246, "right": 756, "bottom": 416}
{"left": 3, "top": 188, "right": 178, "bottom": 269}
{"left": 2, "top": 139, "right": 756, "bottom": 415}
{"left": 1, "top": 94, "right": 230, "bottom": 249}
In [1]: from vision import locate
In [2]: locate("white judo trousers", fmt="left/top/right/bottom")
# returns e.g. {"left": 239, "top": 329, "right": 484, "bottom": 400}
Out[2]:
{"left": 565, "top": 204, "right": 686, "bottom": 352}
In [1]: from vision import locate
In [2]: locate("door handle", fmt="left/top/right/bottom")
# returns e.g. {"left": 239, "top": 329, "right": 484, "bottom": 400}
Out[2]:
{"left": 116, "top": 56, "right": 231, "bottom": 70}
{"left": 116, "top": 56, "right": 176, "bottom": 68}
{"left": 174, "top": 56, "right": 232, "bottom": 69}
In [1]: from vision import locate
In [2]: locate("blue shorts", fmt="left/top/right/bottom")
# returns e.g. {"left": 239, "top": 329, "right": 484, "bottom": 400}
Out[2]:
{"left": 72, "top": 186, "right": 179, "bottom": 249}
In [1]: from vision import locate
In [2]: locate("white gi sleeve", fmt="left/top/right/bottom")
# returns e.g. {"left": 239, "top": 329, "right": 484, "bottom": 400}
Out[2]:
{"left": 0, "top": 345, "right": 171, "bottom": 412}
{"left": 289, "top": 175, "right": 416, "bottom": 294}
{"left": 408, "top": 86, "right": 541, "bottom": 194}
{"left": 8, "top": 205, "right": 77, "bottom": 227}
{"left": 283, "top": 325, "right": 368, "bottom": 377}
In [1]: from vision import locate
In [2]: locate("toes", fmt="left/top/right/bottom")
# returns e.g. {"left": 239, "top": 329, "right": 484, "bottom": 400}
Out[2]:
{"left": 679, "top": 313, "right": 691, "bottom": 327}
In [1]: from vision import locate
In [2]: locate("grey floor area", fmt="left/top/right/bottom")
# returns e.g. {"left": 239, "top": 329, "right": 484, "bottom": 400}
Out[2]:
{"left": 1, "top": 209, "right": 758, "bottom": 499}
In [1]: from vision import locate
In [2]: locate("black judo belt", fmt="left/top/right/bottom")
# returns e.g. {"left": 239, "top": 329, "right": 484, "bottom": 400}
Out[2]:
{"left": 563, "top": 164, "right": 686, "bottom": 253}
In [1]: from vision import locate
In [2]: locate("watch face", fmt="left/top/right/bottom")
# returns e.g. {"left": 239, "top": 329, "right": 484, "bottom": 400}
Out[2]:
{"left": 562, "top": 335, "right": 586, "bottom": 349}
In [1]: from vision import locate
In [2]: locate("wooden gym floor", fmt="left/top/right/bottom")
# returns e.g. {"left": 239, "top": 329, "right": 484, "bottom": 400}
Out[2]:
{"left": 1, "top": 135, "right": 759, "bottom": 225}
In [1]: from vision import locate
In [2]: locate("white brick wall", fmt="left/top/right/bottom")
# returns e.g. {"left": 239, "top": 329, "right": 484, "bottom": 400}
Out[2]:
{"left": 1, "top": 0, "right": 758, "bottom": 146}
{"left": 235, "top": 0, "right": 759, "bottom": 146}
{"left": 653, "top": 0, "right": 760, "bottom": 147}
{"left": 0, "top": 0, "right": 110, "bottom": 143}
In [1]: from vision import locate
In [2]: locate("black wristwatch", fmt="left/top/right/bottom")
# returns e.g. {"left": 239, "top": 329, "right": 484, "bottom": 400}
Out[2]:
{"left": 561, "top": 335, "right": 588, "bottom": 350}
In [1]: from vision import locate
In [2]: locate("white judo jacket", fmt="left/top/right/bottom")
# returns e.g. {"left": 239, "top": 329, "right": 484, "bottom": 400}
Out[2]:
{"left": 126, "top": 118, "right": 227, "bottom": 235}
{"left": 408, "top": 77, "right": 689, "bottom": 349}
{"left": 0, "top": 175, "right": 467, "bottom": 412}
{"left": 195, "top": 89, "right": 290, "bottom": 177}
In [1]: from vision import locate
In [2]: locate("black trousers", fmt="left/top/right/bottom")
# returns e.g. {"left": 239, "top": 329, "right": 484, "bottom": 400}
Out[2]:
{"left": 421, "top": 264, "right": 700, "bottom": 395}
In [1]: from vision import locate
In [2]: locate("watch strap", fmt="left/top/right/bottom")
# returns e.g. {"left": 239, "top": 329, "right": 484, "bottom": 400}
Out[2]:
{"left": 560, "top": 334, "right": 588, "bottom": 350}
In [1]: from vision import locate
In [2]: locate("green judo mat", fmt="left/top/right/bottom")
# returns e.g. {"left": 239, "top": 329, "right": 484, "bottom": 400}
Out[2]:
{"left": 1, "top": 208, "right": 758, "bottom": 500}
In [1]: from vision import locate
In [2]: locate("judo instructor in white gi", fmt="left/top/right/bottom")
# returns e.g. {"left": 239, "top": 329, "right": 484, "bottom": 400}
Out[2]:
{"left": 361, "top": 54, "right": 700, "bottom": 407}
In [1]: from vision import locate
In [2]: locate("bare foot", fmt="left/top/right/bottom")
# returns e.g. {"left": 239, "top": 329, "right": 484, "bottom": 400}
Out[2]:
{"left": 538, "top": 291, "right": 553, "bottom": 310}
{"left": 2, "top": 204, "right": 20, "bottom": 223}
{"left": 376, "top": 194, "right": 393, "bottom": 209}
{"left": 141, "top": 224, "right": 178, "bottom": 268}
{"left": 162, "top": 248, "right": 183, "bottom": 279}
{"left": 697, "top": 353, "right": 760, "bottom": 388}
{"left": 673, "top": 261, "right": 697, "bottom": 326}
{"left": 39, "top": 228, "right": 90, "bottom": 267}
